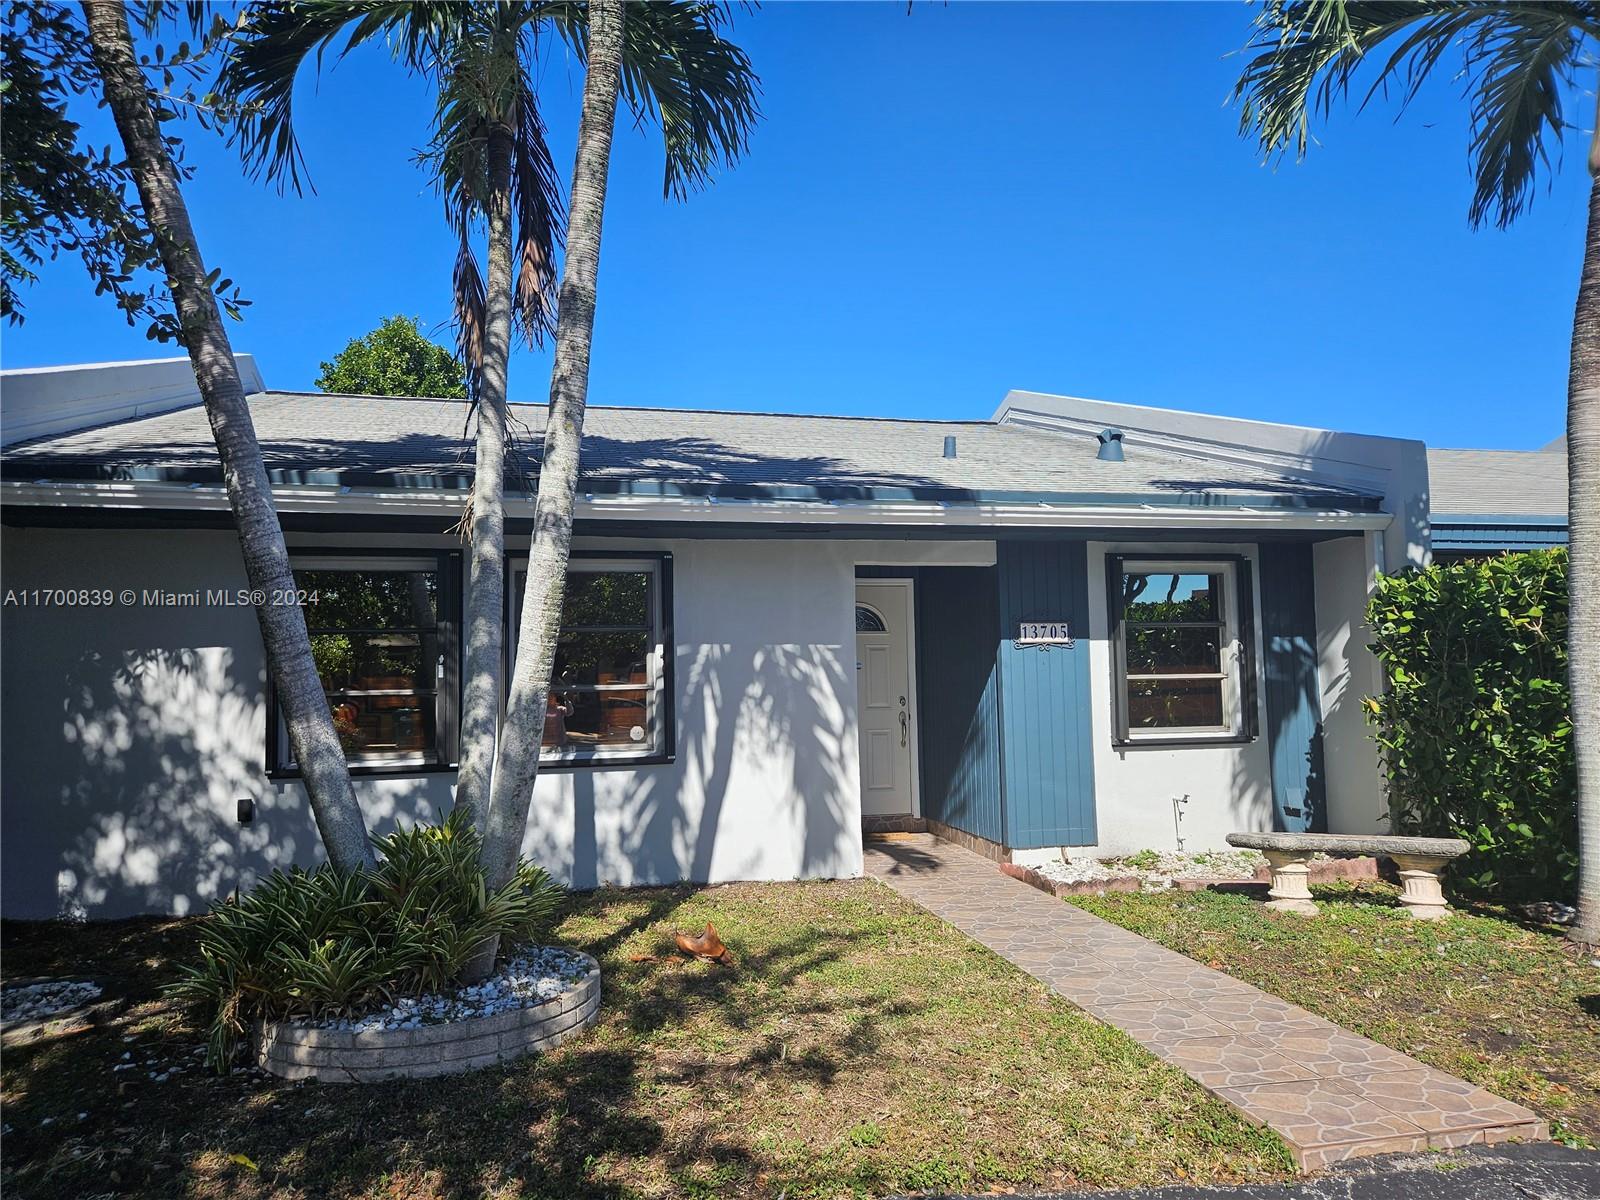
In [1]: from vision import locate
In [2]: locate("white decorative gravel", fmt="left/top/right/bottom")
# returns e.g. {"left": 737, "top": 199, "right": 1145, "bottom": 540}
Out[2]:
{"left": 1, "top": 980, "right": 102, "bottom": 1025}
{"left": 305, "top": 945, "right": 589, "bottom": 1033}
{"left": 1033, "top": 849, "right": 1268, "bottom": 890}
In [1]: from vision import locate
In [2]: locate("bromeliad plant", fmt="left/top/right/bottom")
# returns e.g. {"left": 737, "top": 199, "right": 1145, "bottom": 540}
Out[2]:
{"left": 168, "top": 808, "right": 564, "bottom": 1069}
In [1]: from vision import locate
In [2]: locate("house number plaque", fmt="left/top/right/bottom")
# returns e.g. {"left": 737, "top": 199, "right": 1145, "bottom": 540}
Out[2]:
{"left": 1016, "top": 621, "right": 1073, "bottom": 649}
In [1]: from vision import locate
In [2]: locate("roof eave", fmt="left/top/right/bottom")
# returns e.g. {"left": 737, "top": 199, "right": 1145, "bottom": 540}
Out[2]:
{"left": 1, "top": 477, "right": 1393, "bottom": 532}
{"left": 0, "top": 464, "right": 1383, "bottom": 514}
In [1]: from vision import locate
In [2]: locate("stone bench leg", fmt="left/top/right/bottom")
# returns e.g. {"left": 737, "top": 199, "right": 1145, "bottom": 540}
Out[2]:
{"left": 1262, "top": 850, "right": 1318, "bottom": 916}
{"left": 1390, "top": 854, "right": 1452, "bottom": 920}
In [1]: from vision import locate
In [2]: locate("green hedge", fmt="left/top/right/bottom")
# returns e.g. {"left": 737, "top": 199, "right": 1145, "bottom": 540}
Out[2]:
{"left": 1366, "top": 549, "right": 1575, "bottom": 902}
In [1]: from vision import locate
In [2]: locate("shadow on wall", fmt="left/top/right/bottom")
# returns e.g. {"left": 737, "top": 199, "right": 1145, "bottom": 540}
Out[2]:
{"left": 526, "top": 642, "right": 857, "bottom": 890}
{"left": 1254, "top": 631, "right": 1325, "bottom": 835}
{"left": 13, "top": 629, "right": 855, "bottom": 915}
{"left": 25, "top": 647, "right": 304, "bottom": 918}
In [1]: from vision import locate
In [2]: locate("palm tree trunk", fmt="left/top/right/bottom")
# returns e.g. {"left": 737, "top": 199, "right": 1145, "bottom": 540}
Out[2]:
{"left": 1567, "top": 129, "right": 1600, "bottom": 948}
{"left": 481, "top": 0, "right": 626, "bottom": 890}
{"left": 455, "top": 122, "right": 517, "bottom": 834}
{"left": 81, "top": 0, "right": 372, "bottom": 873}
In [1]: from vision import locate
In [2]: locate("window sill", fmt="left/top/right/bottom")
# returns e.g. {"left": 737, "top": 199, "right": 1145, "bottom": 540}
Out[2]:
{"left": 538, "top": 751, "right": 676, "bottom": 773}
{"left": 267, "top": 752, "right": 677, "bottom": 781}
{"left": 1112, "top": 734, "right": 1256, "bottom": 750}
{"left": 269, "top": 761, "right": 454, "bottom": 781}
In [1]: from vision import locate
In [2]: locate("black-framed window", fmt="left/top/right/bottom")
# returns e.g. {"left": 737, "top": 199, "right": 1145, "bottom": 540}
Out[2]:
{"left": 271, "top": 553, "right": 462, "bottom": 773}
{"left": 510, "top": 554, "right": 673, "bottom": 765}
{"left": 1108, "top": 556, "right": 1256, "bottom": 745}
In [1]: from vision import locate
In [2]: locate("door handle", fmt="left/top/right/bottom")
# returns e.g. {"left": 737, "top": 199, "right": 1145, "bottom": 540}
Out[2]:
{"left": 899, "top": 709, "right": 908, "bottom": 747}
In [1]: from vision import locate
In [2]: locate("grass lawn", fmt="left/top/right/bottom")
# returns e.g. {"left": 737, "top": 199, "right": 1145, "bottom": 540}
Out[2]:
{"left": 1070, "top": 881, "right": 1600, "bottom": 1149}
{"left": 2, "top": 878, "right": 1292, "bottom": 1199}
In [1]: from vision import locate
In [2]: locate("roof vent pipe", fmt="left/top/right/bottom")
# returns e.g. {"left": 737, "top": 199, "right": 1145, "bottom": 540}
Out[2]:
{"left": 943, "top": 435, "right": 957, "bottom": 458}
{"left": 1096, "top": 428, "right": 1125, "bottom": 462}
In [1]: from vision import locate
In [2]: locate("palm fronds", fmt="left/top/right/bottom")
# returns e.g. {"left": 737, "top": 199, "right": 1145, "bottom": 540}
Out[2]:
{"left": 1234, "top": 1, "right": 1600, "bottom": 227}
{"left": 220, "top": 0, "right": 756, "bottom": 367}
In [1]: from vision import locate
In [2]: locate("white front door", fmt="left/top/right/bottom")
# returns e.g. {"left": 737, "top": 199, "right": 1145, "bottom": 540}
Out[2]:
{"left": 855, "top": 582, "right": 916, "bottom": 816}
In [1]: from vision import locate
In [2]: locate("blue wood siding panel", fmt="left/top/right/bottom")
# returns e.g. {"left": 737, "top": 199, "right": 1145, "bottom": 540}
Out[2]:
{"left": 914, "top": 568, "right": 1004, "bottom": 844}
{"left": 1259, "top": 543, "right": 1327, "bottom": 833}
{"left": 994, "top": 541, "right": 1097, "bottom": 847}
{"left": 1432, "top": 523, "right": 1568, "bottom": 554}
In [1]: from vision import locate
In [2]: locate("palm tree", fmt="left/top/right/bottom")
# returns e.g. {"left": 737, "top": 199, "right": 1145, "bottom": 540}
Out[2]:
{"left": 79, "top": 0, "right": 374, "bottom": 873}
{"left": 483, "top": 0, "right": 624, "bottom": 889}
{"left": 220, "top": 0, "right": 758, "bottom": 835}
{"left": 1235, "top": 0, "right": 1600, "bottom": 946}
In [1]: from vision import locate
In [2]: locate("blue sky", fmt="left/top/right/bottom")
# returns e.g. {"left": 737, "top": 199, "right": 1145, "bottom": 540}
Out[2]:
{"left": 5, "top": 2, "right": 1585, "bottom": 449}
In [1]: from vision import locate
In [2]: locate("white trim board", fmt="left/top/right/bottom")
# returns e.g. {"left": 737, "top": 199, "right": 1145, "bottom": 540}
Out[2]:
{"left": 2, "top": 480, "right": 1393, "bottom": 534}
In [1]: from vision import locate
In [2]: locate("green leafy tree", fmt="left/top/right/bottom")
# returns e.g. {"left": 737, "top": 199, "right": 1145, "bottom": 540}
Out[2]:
{"left": 315, "top": 315, "right": 468, "bottom": 398}
{"left": 1, "top": 1, "right": 247, "bottom": 333}
{"left": 1236, "top": 0, "right": 1600, "bottom": 947}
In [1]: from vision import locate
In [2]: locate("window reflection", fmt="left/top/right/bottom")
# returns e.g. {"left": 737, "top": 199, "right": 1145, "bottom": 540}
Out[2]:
{"left": 519, "top": 566, "right": 659, "bottom": 758}
{"left": 297, "top": 566, "right": 440, "bottom": 763}
{"left": 1118, "top": 567, "right": 1235, "bottom": 735}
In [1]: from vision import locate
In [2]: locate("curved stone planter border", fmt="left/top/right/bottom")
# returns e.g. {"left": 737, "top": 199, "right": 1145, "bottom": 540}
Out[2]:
{"left": 255, "top": 952, "right": 601, "bottom": 1082}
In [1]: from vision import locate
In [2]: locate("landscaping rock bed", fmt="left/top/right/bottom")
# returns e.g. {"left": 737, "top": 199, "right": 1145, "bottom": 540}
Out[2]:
{"left": 0, "top": 978, "right": 122, "bottom": 1046}
{"left": 255, "top": 948, "right": 600, "bottom": 1082}
{"left": 1026, "top": 849, "right": 1268, "bottom": 895}
{"left": 1, "top": 980, "right": 102, "bottom": 1025}
{"left": 1004, "top": 849, "right": 1381, "bottom": 900}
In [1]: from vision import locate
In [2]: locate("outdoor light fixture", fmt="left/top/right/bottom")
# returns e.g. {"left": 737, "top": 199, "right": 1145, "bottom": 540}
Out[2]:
{"left": 236, "top": 796, "right": 255, "bottom": 825}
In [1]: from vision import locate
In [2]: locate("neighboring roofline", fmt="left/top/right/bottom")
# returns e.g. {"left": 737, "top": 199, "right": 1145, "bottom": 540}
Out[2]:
{"left": 994, "top": 389, "right": 1409, "bottom": 493}
{"left": 1432, "top": 513, "right": 1568, "bottom": 527}
{"left": 257, "top": 388, "right": 1012, "bottom": 428}
{"left": 994, "top": 388, "right": 1375, "bottom": 439}
{"left": 0, "top": 463, "right": 1383, "bottom": 512}
{"left": 0, "top": 354, "right": 264, "bottom": 448}
{"left": 2, "top": 356, "right": 197, "bottom": 376}
{"left": 1, "top": 479, "right": 1393, "bottom": 533}
{"left": 991, "top": 387, "right": 1430, "bottom": 569}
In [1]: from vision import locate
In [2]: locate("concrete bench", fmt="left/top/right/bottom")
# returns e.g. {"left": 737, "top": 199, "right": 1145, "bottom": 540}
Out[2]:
{"left": 1225, "top": 832, "right": 1471, "bottom": 919}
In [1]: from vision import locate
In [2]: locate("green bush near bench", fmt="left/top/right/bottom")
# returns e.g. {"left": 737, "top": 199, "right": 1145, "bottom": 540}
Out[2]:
{"left": 1366, "top": 549, "right": 1575, "bottom": 903}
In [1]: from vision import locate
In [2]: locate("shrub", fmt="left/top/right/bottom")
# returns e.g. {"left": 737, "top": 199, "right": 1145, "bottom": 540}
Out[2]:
{"left": 168, "top": 808, "right": 565, "bottom": 1069}
{"left": 1365, "top": 550, "right": 1575, "bottom": 902}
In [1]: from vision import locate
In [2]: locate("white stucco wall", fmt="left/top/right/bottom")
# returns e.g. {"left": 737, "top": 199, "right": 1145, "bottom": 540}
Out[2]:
{"left": 2, "top": 528, "right": 269, "bottom": 918}
{"left": 1314, "top": 533, "right": 1389, "bottom": 836}
{"left": 1, "top": 528, "right": 865, "bottom": 918}
{"left": 1019, "top": 540, "right": 1277, "bottom": 862}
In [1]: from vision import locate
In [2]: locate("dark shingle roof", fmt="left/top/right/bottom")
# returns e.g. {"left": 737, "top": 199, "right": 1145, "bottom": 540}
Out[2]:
{"left": 2, "top": 391, "right": 1378, "bottom": 509}
{"left": 1427, "top": 448, "right": 1567, "bottom": 518}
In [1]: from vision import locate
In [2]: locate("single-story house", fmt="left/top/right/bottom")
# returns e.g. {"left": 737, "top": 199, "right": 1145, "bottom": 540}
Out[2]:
{"left": 0, "top": 357, "right": 1448, "bottom": 918}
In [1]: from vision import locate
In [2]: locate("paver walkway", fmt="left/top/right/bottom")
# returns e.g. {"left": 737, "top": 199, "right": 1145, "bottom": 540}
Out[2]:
{"left": 865, "top": 835, "right": 1548, "bottom": 1171}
